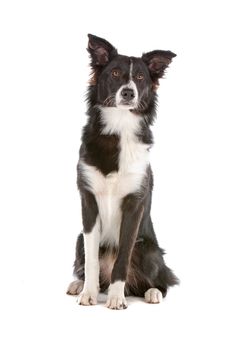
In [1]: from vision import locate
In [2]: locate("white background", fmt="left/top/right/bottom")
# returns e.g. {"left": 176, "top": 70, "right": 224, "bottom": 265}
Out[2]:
{"left": 0, "top": 0, "right": 232, "bottom": 349}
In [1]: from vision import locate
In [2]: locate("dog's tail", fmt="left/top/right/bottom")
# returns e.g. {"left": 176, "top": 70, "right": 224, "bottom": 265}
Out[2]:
{"left": 156, "top": 264, "right": 180, "bottom": 297}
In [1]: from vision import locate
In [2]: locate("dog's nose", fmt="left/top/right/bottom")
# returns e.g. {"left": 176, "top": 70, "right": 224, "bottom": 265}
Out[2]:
{"left": 121, "top": 88, "right": 135, "bottom": 101}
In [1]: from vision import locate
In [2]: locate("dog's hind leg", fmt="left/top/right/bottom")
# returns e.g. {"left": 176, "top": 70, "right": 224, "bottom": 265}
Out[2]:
{"left": 127, "top": 239, "right": 179, "bottom": 301}
{"left": 67, "top": 234, "right": 85, "bottom": 296}
{"left": 144, "top": 287, "right": 163, "bottom": 303}
{"left": 67, "top": 280, "right": 84, "bottom": 296}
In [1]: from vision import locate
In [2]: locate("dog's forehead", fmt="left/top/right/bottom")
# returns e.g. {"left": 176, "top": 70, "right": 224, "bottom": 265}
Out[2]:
{"left": 130, "top": 57, "right": 147, "bottom": 71}
{"left": 107, "top": 55, "right": 146, "bottom": 71}
{"left": 108, "top": 55, "right": 130, "bottom": 69}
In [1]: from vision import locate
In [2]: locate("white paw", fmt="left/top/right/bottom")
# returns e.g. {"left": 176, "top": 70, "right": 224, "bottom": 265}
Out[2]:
{"left": 78, "top": 290, "right": 98, "bottom": 306}
{"left": 106, "top": 296, "right": 128, "bottom": 310}
{"left": 67, "top": 280, "right": 84, "bottom": 296}
{"left": 106, "top": 281, "right": 127, "bottom": 310}
{"left": 144, "top": 288, "right": 163, "bottom": 304}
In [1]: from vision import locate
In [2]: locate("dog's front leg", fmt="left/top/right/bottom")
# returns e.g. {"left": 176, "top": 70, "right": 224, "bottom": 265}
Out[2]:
{"left": 78, "top": 190, "right": 100, "bottom": 306}
{"left": 106, "top": 195, "right": 144, "bottom": 310}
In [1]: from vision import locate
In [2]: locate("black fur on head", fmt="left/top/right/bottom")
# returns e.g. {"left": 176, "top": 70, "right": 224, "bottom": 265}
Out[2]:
{"left": 86, "top": 34, "right": 176, "bottom": 125}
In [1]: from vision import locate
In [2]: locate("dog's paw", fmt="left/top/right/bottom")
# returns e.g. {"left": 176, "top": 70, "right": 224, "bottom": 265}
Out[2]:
{"left": 106, "top": 296, "right": 128, "bottom": 310}
{"left": 144, "top": 288, "right": 163, "bottom": 304}
{"left": 77, "top": 290, "right": 98, "bottom": 306}
{"left": 106, "top": 281, "right": 127, "bottom": 310}
{"left": 66, "top": 280, "right": 84, "bottom": 296}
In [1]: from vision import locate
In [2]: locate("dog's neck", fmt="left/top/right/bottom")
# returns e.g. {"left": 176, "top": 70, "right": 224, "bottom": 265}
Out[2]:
{"left": 99, "top": 107, "right": 142, "bottom": 137}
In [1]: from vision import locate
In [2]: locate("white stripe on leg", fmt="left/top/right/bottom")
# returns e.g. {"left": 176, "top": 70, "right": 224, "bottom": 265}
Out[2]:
{"left": 78, "top": 216, "right": 100, "bottom": 306}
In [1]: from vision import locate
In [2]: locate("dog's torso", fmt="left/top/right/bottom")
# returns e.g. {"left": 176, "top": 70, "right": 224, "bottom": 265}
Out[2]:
{"left": 79, "top": 107, "right": 151, "bottom": 246}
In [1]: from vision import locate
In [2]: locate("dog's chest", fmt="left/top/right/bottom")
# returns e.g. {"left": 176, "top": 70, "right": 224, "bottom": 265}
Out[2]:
{"left": 83, "top": 135, "right": 149, "bottom": 195}
{"left": 81, "top": 109, "right": 150, "bottom": 245}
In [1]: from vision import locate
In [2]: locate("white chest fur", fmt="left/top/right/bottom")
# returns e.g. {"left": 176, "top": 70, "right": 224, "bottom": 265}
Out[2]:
{"left": 81, "top": 108, "right": 150, "bottom": 246}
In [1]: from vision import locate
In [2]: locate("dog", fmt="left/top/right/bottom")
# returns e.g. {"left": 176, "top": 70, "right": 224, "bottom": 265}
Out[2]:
{"left": 67, "top": 34, "right": 179, "bottom": 309}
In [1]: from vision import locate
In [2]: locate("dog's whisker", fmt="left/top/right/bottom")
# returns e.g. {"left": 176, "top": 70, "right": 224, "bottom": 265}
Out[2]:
{"left": 103, "top": 94, "right": 115, "bottom": 107}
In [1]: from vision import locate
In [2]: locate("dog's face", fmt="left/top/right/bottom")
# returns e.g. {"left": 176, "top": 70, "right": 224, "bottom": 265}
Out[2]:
{"left": 87, "top": 34, "right": 176, "bottom": 114}
{"left": 95, "top": 55, "right": 154, "bottom": 110}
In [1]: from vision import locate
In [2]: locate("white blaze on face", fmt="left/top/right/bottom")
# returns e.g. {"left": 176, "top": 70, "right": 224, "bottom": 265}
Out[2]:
{"left": 115, "top": 62, "right": 139, "bottom": 109}
{"left": 129, "top": 61, "right": 133, "bottom": 80}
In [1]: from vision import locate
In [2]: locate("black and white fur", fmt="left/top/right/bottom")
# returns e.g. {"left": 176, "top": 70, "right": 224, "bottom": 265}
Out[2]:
{"left": 67, "top": 34, "right": 179, "bottom": 309}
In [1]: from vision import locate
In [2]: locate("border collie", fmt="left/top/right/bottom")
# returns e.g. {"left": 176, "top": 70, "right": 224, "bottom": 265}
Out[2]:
{"left": 67, "top": 34, "right": 179, "bottom": 309}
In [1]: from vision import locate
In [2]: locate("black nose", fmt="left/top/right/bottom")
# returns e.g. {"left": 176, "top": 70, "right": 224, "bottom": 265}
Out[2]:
{"left": 121, "top": 88, "right": 135, "bottom": 101}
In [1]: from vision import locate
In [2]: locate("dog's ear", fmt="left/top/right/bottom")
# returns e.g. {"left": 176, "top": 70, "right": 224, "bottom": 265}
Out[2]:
{"left": 142, "top": 50, "right": 176, "bottom": 80}
{"left": 87, "top": 34, "right": 118, "bottom": 67}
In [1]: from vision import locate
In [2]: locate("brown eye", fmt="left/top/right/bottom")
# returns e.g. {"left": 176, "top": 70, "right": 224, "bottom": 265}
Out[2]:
{"left": 136, "top": 73, "right": 144, "bottom": 80}
{"left": 112, "top": 69, "right": 121, "bottom": 78}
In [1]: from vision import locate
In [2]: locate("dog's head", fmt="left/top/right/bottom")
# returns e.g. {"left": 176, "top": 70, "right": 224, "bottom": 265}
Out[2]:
{"left": 87, "top": 34, "right": 176, "bottom": 117}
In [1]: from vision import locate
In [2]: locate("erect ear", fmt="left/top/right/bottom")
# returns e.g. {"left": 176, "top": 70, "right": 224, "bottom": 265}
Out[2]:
{"left": 87, "top": 34, "right": 118, "bottom": 67}
{"left": 142, "top": 50, "right": 176, "bottom": 80}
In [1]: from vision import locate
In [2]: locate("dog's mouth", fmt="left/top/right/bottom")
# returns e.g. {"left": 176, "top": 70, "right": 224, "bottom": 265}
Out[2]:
{"left": 102, "top": 96, "right": 143, "bottom": 112}
{"left": 116, "top": 98, "right": 138, "bottom": 110}
{"left": 120, "top": 100, "right": 134, "bottom": 106}
{"left": 103, "top": 98, "right": 137, "bottom": 110}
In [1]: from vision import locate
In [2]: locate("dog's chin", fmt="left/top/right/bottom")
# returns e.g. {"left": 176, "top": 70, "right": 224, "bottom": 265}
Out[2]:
{"left": 116, "top": 102, "right": 137, "bottom": 110}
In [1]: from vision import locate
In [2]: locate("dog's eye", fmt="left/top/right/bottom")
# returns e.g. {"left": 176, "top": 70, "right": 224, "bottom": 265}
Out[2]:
{"left": 136, "top": 73, "right": 144, "bottom": 80}
{"left": 112, "top": 69, "right": 121, "bottom": 78}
